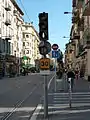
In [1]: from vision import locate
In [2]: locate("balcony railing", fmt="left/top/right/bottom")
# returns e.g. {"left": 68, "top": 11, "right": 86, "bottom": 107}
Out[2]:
{"left": 72, "top": 16, "right": 78, "bottom": 23}
{"left": 5, "top": 35, "right": 11, "bottom": 40}
{"left": 5, "top": 4, "right": 11, "bottom": 11}
{"left": 76, "top": 0, "right": 84, "bottom": 8}
{"left": 72, "top": 9, "right": 79, "bottom": 23}
{"left": 73, "top": 31, "right": 80, "bottom": 39}
{"left": 83, "top": 0, "right": 90, "bottom": 16}
{"left": 5, "top": 19, "right": 11, "bottom": 26}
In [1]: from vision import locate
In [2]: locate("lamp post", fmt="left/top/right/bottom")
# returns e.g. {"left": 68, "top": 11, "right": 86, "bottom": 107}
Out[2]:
{"left": 63, "top": 36, "right": 70, "bottom": 38}
{"left": 64, "top": 12, "right": 72, "bottom": 14}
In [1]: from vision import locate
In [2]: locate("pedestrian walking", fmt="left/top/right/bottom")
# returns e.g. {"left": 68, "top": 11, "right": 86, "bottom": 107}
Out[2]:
{"left": 75, "top": 68, "right": 79, "bottom": 80}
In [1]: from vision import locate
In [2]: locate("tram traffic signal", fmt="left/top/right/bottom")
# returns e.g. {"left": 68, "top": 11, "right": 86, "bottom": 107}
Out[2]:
{"left": 39, "top": 12, "right": 48, "bottom": 41}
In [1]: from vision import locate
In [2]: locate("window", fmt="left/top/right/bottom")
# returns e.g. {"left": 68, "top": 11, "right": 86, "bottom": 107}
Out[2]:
{"left": 25, "top": 26, "right": 28, "bottom": 30}
{"left": 26, "top": 34, "right": 29, "bottom": 38}
{"left": 2, "top": 23, "right": 4, "bottom": 35}
{"left": 23, "top": 33, "right": 25, "bottom": 38}
{"left": 26, "top": 50, "right": 29, "bottom": 54}
{"left": 23, "top": 50, "right": 25, "bottom": 54}
{"left": 26, "top": 42, "right": 29, "bottom": 46}
{"left": 2, "top": 8, "right": 4, "bottom": 18}
{"left": 14, "top": 18, "right": 16, "bottom": 22}
{"left": 23, "top": 42, "right": 25, "bottom": 46}
{"left": 30, "top": 34, "right": 32, "bottom": 39}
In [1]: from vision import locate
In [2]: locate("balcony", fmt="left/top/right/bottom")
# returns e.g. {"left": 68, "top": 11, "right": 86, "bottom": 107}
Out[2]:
{"left": 76, "top": 0, "right": 84, "bottom": 8}
{"left": 72, "top": 9, "right": 79, "bottom": 23}
{"left": 5, "top": 36, "right": 11, "bottom": 40}
{"left": 13, "top": 10, "right": 18, "bottom": 16}
{"left": 83, "top": 37, "right": 90, "bottom": 49}
{"left": 72, "top": 16, "right": 78, "bottom": 23}
{"left": 5, "top": 19, "right": 11, "bottom": 26}
{"left": 5, "top": 5, "right": 11, "bottom": 11}
{"left": 83, "top": 0, "right": 90, "bottom": 16}
{"left": 73, "top": 32, "right": 80, "bottom": 39}
{"left": 83, "top": 26, "right": 90, "bottom": 49}
{"left": 76, "top": 44, "right": 84, "bottom": 57}
{"left": 78, "top": 17, "right": 84, "bottom": 31}
{"left": 72, "top": 0, "right": 76, "bottom": 7}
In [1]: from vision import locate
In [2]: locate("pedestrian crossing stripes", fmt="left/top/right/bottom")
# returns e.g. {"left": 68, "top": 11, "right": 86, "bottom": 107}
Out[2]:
{"left": 47, "top": 92, "right": 90, "bottom": 115}
{"left": 52, "top": 92, "right": 90, "bottom": 104}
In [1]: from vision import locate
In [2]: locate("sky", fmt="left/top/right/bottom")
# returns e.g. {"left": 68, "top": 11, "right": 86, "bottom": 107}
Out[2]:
{"left": 16, "top": 0, "right": 72, "bottom": 53}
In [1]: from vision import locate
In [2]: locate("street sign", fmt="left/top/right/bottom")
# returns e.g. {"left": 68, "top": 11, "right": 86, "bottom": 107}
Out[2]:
{"left": 39, "top": 41, "right": 51, "bottom": 55}
{"left": 52, "top": 44, "right": 59, "bottom": 50}
{"left": 52, "top": 50, "right": 59, "bottom": 58}
{"left": 45, "top": 41, "right": 51, "bottom": 53}
{"left": 40, "top": 58, "right": 50, "bottom": 70}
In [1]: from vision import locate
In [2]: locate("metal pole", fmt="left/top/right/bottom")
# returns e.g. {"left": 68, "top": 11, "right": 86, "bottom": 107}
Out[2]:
{"left": 68, "top": 78, "right": 72, "bottom": 108}
{"left": 55, "top": 58, "right": 57, "bottom": 92}
{"left": 44, "top": 75, "right": 48, "bottom": 118}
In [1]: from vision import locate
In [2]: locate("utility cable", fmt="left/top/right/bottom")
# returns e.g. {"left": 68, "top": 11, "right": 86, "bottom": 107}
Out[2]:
{"left": 18, "top": 0, "right": 32, "bottom": 22}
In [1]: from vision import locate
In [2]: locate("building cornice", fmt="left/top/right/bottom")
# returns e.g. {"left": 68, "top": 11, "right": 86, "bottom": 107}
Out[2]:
{"left": 23, "top": 23, "right": 39, "bottom": 40}
{"left": 10, "top": 0, "right": 24, "bottom": 15}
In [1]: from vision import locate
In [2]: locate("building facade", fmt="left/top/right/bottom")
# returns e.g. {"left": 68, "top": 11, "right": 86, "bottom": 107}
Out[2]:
{"left": 65, "top": 0, "right": 90, "bottom": 80}
{"left": 0, "top": 0, "right": 24, "bottom": 76}
{"left": 22, "top": 22, "right": 41, "bottom": 67}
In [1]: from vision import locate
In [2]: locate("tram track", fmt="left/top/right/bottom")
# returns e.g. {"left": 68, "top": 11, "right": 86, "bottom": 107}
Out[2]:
{"left": 1, "top": 83, "right": 39, "bottom": 120}
{"left": 0, "top": 73, "right": 54, "bottom": 120}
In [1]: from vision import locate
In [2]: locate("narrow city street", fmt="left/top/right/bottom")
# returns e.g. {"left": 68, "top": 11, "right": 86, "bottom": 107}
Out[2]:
{"left": 0, "top": 73, "right": 54, "bottom": 120}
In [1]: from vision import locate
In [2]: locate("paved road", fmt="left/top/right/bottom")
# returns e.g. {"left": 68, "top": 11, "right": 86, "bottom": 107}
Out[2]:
{"left": 0, "top": 73, "right": 55, "bottom": 120}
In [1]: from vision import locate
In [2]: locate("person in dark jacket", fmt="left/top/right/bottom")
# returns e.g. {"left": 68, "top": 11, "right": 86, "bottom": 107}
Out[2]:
{"left": 67, "top": 69, "right": 75, "bottom": 91}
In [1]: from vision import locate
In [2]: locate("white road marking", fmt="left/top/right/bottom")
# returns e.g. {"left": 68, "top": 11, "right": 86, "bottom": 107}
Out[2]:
{"left": 38, "top": 108, "right": 90, "bottom": 115}
{"left": 30, "top": 74, "right": 55, "bottom": 120}
{"left": 30, "top": 104, "right": 42, "bottom": 120}
{"left": 48, "top": 92, "right": 90, "bottom": 95}
{"left": 0, "top": 107, "right": 35, "bottom": 113}
{"left": 54, "top": 97, "right": 90, "bottom": 100}
{"left": 48, "top": 74, "right": 55, "bottom": 89}
{"left": 53, "top": 103, "right": 90, "bottom": 107}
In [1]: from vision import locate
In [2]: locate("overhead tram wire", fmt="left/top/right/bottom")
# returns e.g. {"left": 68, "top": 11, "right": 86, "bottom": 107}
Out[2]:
{"left": 18, "top": 0, "right": 32, "bottom": 22}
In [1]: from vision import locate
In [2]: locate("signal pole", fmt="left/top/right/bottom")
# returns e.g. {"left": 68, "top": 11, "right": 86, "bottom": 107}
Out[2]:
{"left": 38, "top": 12, "right": 50, "bottom": 118}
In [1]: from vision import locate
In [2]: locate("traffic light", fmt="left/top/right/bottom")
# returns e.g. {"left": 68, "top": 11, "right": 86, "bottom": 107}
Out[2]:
{"left": 39, "top": 12, "right": 48, "bottom": 41}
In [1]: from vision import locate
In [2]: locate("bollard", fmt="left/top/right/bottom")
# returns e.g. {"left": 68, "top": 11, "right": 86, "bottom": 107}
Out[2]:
{"left": 68, "top": 78, "right": 72, "bottom": 108}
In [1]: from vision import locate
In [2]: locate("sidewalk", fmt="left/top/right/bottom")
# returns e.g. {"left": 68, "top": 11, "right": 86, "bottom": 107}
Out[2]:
{"left": 36, "top": 77, "right": 90, "bottom": 120}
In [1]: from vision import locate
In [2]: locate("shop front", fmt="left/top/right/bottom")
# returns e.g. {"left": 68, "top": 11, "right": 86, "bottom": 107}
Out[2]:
{"left": 5, "top": 54, "right": 17, "bottom": 77}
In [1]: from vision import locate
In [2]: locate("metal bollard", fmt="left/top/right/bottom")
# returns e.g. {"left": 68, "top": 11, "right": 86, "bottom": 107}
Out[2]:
{"left": 68, "top": 78, "right": 72, "bottom": 108}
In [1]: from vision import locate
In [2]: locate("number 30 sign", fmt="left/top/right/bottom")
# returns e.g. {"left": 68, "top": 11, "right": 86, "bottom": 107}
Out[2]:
{"left": 40, "top": 58, "right": 50, "bottom": 70}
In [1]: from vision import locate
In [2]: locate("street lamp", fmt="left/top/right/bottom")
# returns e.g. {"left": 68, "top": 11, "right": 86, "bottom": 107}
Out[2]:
{"left": 63, "top": 36, "right": 70, "bottom": 38}
{"left": 64, "top": 12, "right": 72, "bottom": 14}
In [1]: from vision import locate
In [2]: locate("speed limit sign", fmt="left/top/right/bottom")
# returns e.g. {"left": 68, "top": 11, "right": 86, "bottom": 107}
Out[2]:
{"left": 40, "top": 58, "right": 50, "bottom": 70}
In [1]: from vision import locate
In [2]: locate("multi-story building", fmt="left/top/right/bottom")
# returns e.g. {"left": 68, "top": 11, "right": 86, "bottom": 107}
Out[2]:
{"left": 65, "top": 0, "right": 90, "bottom": 80}
{"left": 65, "top": 41, "right": 75, "bottom": 69}
{"left": 0, "top": 0, "right": 24, "bottom": 76}
{"left": 22, "top": 22, "right": 41, "bottom": 67}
